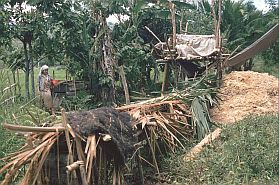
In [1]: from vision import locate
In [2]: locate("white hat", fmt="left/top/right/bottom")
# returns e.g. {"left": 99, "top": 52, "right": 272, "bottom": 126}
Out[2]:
{"left": 39, "top": 65, "right": 49, "bottom": 75}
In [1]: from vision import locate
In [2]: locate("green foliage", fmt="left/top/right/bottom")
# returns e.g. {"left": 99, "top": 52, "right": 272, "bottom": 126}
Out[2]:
{"left": 191, "top": 96, "right": 212, "bottom": 140}
{"left": 61, "top": 91, "right": 95, "bottom": 111}
{"left": 262, "top": 41, "right": 279, "bottom": 66}
{"left": 160, "top": 115, "right": 279, "bottom": 184}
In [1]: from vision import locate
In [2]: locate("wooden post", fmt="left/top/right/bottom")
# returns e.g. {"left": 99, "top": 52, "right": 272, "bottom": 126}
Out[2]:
{"left": 217, "top": 0, "right": 222, "bottom": 48}
{"left": 118, "top": 66, "right": 130, "bottom": 105}
{"left": 211, "top": 0, "right": 218, "bottom": 47}
{"left": 161, "top": 63, "right": 169, "bottom": 96}
{"left": 161, "top": 2, "right": 176, "bottom": 95}
{"left": 171, "top": 3, "right": 176, "bottom": 47}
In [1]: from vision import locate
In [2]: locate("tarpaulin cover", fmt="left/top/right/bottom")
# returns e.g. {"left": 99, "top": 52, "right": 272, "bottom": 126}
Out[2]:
{"left": 155, "top": 34, "right": 218, "bottom": 59}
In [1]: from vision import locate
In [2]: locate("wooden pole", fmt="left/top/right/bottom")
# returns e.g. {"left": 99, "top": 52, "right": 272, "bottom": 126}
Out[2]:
{"left": 144, "top": 26, "right": 162, "bottom": 43}
{"left": 3, "top": 123, "right": 65, "bottom": 132}
{"left": 161, "top": 64, "right": 169, "bottom": 96}
{"left": 75, "top": 137, "right": 88, "bottom": 185}
{"left": 61, "top": 108, "right": 77, "bottom": 181}
{"left": 171, "top": 3, "right": 176, "bottom": 47}
{"left": 161, "top": 2, "right": 176, "bottom": 95}
{"left": 217, "top": 0, "right": 222, "bottom": 48}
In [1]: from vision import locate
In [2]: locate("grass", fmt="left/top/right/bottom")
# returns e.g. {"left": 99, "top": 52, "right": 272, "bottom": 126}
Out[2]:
{"left": 0, "top": 67, "right": 64, "bottom": 180}
{"left": 158, "top": 114, "right": 279, "bottom": 185}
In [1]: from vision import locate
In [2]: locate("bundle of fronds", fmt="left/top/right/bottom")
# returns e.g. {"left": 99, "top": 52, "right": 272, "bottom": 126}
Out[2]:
{"left": 0, "top": 75, "right": 218, "bottom": 184}
{"left": 1, "top": 108, "right": 137, "bottom": 185}
{"left": 116, "top": 75, "right": 218, "bottom": 173}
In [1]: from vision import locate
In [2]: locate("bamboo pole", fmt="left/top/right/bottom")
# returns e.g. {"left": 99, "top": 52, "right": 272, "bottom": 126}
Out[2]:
{"left": 61, "top": 108, "right": 76, "bottom": 180}
{"left": 144, "top": 26, "right": 162, "bottom": 43}
{"left": 66, "top": 161, "right": 84, "bottom": 172}
{"left": 75, "top": 137, "right": 88, "bottom": 185}
{"left": 3, "top": 123, "right": 65, "bottom": 132}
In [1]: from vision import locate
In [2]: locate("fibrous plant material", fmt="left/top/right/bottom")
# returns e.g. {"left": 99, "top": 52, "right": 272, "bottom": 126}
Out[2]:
{"left": 0, "top": 76, "right": 217, "bottom": 184}
{"left": 210, "top": 71, "right": 278, "bottom": 124}
{"left": 0, "top": 107, "right": 138, "bottom": 185}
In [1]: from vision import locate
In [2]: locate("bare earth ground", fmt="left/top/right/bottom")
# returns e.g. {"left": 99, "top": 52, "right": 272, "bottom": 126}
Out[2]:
{"left": 210, "top": 71, "right": 279, "bottom": 124}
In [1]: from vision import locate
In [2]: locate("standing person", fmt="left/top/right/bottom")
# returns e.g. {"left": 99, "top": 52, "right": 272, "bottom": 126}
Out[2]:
{"left": 38, "top": 65, "right": 55, "bottom": 115}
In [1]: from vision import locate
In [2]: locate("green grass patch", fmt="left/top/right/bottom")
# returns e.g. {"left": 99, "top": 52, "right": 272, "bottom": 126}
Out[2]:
{"left": 160, "top": 115, "right": 279, "bottom": 184}
{"left": 252, "top": 57, "right": 279, "bottom": 77}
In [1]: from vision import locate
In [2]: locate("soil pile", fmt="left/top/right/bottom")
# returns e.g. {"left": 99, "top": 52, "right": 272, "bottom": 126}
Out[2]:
{"left": 67, "top": 107, "right": 137, "bottom": 166}
{"left": 210, "top": 71, "right": 278, "bottom": 124}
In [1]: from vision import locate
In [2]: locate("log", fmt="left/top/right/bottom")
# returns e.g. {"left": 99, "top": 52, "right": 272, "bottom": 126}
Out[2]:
{"left": 183, "top": 128, "right": 222, "bottom": 161}
{"left": 3, "top": 123, "right": 65, "bottom": 133}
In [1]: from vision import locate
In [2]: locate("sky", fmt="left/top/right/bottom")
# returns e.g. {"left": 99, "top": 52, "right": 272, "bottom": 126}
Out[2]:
{"left": 237, "top": 0, "right": 269, "bottom": 12}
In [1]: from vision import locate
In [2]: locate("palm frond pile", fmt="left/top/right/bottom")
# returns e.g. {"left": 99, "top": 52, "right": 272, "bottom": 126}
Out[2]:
{"left": 0, "top": 76, "right": 218, "bottom": 185}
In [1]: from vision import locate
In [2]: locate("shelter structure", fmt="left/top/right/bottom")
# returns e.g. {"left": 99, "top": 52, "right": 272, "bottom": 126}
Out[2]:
{"left": 150, "top": 1, "right": 228, "bottom": 93}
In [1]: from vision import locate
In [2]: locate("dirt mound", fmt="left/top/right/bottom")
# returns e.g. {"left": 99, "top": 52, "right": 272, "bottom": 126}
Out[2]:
{"left": 67, "top": 107, "right": 137, "bottom": 166}
{"left": 210, "top": 71, "right": 278, "bottom": 124}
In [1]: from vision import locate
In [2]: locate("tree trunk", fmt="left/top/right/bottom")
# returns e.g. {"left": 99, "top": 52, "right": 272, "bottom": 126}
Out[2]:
{"left": 23, "top": 41, "right": 30, "bottom": 99}
{"left": 118, "top": 66, "right": 130, "bottom": 105}
{"left": 101, "top": 31, "right": 116, "bottom": 104}
{"left": 28, "top": 42, "right": 35, "bottom": 98}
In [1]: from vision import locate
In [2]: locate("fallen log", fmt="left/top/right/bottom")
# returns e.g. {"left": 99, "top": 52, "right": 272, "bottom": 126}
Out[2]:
{"left": 183, "top": 128, "right": 222, "bottom": 161}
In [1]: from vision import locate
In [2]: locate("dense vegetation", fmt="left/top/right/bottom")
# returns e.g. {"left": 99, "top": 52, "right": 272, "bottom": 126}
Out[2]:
{"left": 160, "top": 115, "right": 279, "bottom": 184}
{"left": 0, "top": 0, "right": 278, "bottom": 105}
{"left": 0, "top": 0, "right": 278, "bottom": 184}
